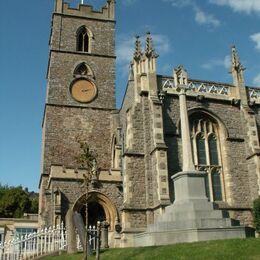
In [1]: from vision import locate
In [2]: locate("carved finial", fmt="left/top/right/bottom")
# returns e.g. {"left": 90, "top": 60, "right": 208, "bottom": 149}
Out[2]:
{"left": 145, "top": 32, "right": 153, "bottom": 55}
{"left": 145, "top": 32, "right": 158, "bottom": 58}
{"left": 231, "top": 45, "right": 245, "bottom": 72}
{"left": 134, "top": 35, "right": 142, "bottom": 60}
{"left": 174, "top": 65, "right": 188, "bottom": 86}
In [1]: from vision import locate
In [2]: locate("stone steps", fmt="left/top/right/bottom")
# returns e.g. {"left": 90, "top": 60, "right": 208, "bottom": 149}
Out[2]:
{"left": 134, "top": 226, "right": 247, "bottom": 247}
{"left": 159, "top": 209, "right": 226, "bottom": 222}
{"left": 147, "top": 218, "right": 235, "bottom": 232}
{"left": 132, "top": 172, "right": 250, "bottom": 247}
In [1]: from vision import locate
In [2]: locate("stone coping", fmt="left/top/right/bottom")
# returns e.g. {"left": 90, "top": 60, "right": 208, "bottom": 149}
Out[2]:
{"left": 171, "top": 171, "right": 206, "bottom": 181}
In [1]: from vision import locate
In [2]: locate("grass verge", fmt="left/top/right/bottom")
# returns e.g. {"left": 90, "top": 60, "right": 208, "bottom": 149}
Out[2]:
{"left": 41, "top": 238, "right": 260, "bottom": 260}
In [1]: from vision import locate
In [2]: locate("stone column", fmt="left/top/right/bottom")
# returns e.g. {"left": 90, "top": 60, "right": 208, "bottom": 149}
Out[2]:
{"left": 101, "top": 221, "right": 109, "bottom": 248}
{"left": 178, "top": 85, "right": 195, "bottom": 172}
{"left": 172, "top": 65, "right": 208, "bottom": 203}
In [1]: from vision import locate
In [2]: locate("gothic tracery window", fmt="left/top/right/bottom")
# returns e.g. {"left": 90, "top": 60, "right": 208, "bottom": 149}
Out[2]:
{"left": 77, "top": 27, "right": 89, "bottom": 52}
{"left": 74, "top": 63, "right": 88, "bottom": 75}
{"left": 73, "top": 62, "right": 95, "bottom": 80}
{"left": 190, "top": 114, "right": 223, "bottom": 201}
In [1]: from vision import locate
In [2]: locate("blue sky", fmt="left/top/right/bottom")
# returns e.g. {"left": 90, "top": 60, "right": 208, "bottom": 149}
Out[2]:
{"left": 0, "top": 0, "right": 260, "bottom": 191}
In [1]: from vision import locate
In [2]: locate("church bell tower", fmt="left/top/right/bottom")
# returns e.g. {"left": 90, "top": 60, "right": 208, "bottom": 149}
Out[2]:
{"left": 39, "top": 0, "right": 117, "bottom": 228}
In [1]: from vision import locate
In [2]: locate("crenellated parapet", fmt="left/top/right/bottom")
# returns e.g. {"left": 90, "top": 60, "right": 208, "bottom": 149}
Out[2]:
{"left": 47, "top": 165, "right": 122, "bottom": 189}
{"left": 54, "top": 0, "right": 115, "bottom": 20}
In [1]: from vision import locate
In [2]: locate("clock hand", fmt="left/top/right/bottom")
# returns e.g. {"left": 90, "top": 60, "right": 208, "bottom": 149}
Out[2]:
{"left": 81, "top": 89, "right": 89, "bottom": 93}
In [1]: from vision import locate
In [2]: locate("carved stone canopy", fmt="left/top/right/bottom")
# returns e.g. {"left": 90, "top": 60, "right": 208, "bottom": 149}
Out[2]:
{"left": 174, "top": 65, "right": 188, "bottom": 87}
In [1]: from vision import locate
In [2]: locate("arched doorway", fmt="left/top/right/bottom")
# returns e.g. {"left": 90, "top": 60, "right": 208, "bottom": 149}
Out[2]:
{"left": 80, "top": 201, "right": 106, "bottom": 226}
{"left": 73, "top": 191, "right": 118, "bottom": 231}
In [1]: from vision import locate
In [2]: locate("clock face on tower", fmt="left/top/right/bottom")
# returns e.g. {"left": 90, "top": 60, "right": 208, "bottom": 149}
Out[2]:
{"left": 71, "top": 79, "right": 97, "bottom": 103}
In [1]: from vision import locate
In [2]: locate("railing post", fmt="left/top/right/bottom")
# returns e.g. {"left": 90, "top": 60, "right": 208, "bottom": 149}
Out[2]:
{"left": 101, "top": 221, "right": 109, "bottom": 248}
{"left": 40, "top": 229, "right": 43, "bottom": 256}
{"left": 48, "top": 227, "right": 52, "bottom": 253}
{"left": 25, "top": 234, "right": 28, "bottom": 259}
{"left": 51, "top": 226, "right": 55, "bottom": 252}
{"left": 0, "top": 242, "right": 2, "bottom": 260}
{"left": 93, "top": 226, "right": 96, "bottom": 250}
{"left": 36, "top": 229, "right": 40, "bottom": 257}
{"left": 33, "top": 231, "right": 37, "bottom": 257}
{"left": 95, "top": 221, "right": 101, "bottom": 260}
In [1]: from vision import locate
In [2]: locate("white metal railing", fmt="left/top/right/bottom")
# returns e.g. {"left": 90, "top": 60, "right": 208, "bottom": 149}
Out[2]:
{"left": 75, "top": 225, "right": 98, "bottom": 251}
{"left": 0, "top": 223, "right": 98, "bottom": 260}
{"left": 160, "top": 77, "right": 231, "bottom": 97}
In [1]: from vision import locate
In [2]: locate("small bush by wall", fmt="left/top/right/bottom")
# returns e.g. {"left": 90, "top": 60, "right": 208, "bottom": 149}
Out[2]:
{"left": 253, "top": 196, "right": 260, "bottom": 233}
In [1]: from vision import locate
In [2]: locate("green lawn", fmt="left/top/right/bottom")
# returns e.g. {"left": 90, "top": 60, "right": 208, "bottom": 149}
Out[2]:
{"left": 41, "top": 238, "right": 260, "bottom": 260}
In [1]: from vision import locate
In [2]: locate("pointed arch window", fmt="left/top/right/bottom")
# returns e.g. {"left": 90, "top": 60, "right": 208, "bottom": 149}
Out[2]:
{"left": 190, "top": 115, "right": 224, "bottom": 202}
{"left": 77, "top": 27, "right": 90, "bottom": 52}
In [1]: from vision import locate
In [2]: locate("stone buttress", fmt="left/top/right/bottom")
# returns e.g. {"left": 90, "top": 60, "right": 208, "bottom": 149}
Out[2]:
{"left": 120, "top": 33, "right": 170, "bottom": 246}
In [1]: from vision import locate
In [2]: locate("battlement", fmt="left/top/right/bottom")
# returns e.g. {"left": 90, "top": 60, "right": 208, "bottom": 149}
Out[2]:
{"left": 55, "top": 0, "right": 115, "bottom": 20}
{"left": 47, "top": 165, "right": 122, "bottom": 187}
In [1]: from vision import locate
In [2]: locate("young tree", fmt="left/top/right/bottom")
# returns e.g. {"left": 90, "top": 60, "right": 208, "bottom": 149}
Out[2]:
{"left": 75, "top": 141, "right": 98, "bottom": 260}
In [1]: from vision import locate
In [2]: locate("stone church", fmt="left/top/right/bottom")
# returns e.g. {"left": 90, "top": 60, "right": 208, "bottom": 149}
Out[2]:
{"left": 39, "top": 0, "right": 260, "bottom": 248}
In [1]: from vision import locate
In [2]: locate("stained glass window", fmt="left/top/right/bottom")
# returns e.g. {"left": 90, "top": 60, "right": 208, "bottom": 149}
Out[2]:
{"left": 212, "top": 169, "right": 222, "bottom": 201}
{"left": 209, "top": 135, "right": 219, "bottom": 165}
{"left": 197, "top": 135, "right": 206, "bottom": 165}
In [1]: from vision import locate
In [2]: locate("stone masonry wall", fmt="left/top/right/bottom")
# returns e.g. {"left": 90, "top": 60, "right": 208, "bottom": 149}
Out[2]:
{"left": 123, "top": 155, "right": 146, "bottom": 209}
{"left": 42, "top": 105, "right": 113, "bottom": 176}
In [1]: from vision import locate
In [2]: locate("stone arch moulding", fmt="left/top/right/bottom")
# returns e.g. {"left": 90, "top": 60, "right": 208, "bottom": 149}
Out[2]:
{"left": 176, "top": 107, "right": 229, "bottom": 139}
{"left": 76, "top": 25, "right": 94, "bottom": 39}
{"left": 72, "top": 191, "right": 119, "bottom": 231}
{"left": 188, "top": 107, "right": 229, "bottom": 139}
{"left": 73, "top": 62, "right": 95, "bottom": 79}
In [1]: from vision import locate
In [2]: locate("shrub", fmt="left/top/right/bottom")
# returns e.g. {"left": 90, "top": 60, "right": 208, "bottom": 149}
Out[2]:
{"left": 253, "top": 196, "right": 260, "bottom": 232}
